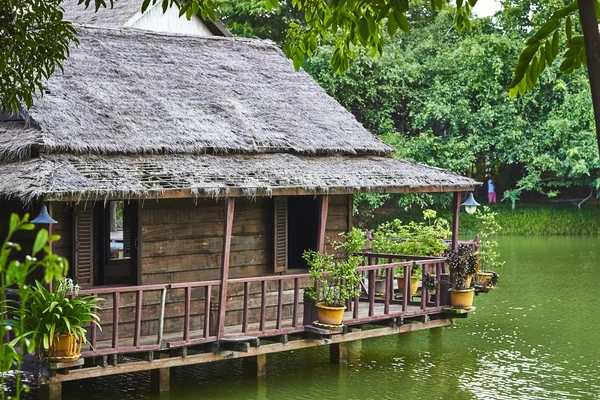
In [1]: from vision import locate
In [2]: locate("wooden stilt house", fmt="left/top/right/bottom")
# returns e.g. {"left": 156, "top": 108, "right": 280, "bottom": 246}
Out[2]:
{"left": 0, "top": 22, "right": 478, "bottom": 398}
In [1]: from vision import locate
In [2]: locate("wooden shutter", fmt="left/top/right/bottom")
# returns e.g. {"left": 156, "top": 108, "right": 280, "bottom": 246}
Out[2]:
{"left": 74, "top": 207, "right": 94, "bottom": 288}
{"left": 273, "top": 196, "right": 288, "bottom": 273}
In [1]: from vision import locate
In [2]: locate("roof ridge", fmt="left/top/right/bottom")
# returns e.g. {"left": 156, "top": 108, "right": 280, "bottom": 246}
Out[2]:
{"left": 73, "top": 23, "right": 278, "bottom": 47}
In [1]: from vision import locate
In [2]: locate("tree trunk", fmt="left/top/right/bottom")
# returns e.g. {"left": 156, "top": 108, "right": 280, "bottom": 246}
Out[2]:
{"left": 578, "top": 0, "right": 600, "bottom": 155}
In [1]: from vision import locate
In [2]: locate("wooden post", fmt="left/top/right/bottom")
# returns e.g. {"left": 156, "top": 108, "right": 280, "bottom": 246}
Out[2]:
{"left": 217, "top": 198, "right": 235, "bottom": 338}
{"left": 150, "top": 354, "right": 170, "bottom": 393}
{"left": 317, "top": 195, "right": 329, "bottom": 254}
{"left": 243, "top": 354, "right": 267, "bottom": 377}
{"left": 451, "top": 192, "right": 461, "bottom": 250}
{"left": 330, "top": 342, "right": 348, "bottom": 364}
{"left": 39, "top": 381, "right": 62, "bottom": 400}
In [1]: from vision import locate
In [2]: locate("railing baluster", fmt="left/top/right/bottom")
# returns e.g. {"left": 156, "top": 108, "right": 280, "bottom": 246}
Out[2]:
{"left": 368, "top": 269, "right": 376, "bottom": 317}
{"left": 112, "top": 292, "right": 120, "bottom": 349}
{"left": 292, "top": 278, "right": 299, "bottom": 328}
{"left": 242, "top": 282, "right": 249, "bottom": 334}
{"left": 204, "top": 285, "right": 211, "bottom": 339}
{"left": 402, "top": 265, "right": 409, "bottom": 312}
{"left": 436, "top": 263, "right": 442, "bottom": 307}
{"left": 184, "top": 286, "right": 191, "bottom": 343}
{"left": 384, "top": 266, "right": 391, "bottom": 315}
{"left": 260, "top": 280, "right": 267, "bottom": 332}
{"left": 353, "top": 295, "right": 359, "bottom": 320}
{"left": 90, "top": 293, "right": 97, "bottom": 349}
{"left": 421, "top": 264, "right": 427, "bottom": 310}
{"left": 134, "top": 290, "right": 143, "bottom": 347}
{"left": 276, "top": 280, "right": 283, "bottom": 330}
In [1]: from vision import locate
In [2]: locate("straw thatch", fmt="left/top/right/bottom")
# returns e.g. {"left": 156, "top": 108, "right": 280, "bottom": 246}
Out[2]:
{"left": 0, "top": 26, "right": 479, "bottom": 201}
{"left": 59, "top": 0, "right": 231, "bottom": 36}
{"left": 0, "top": 153, "right": 477, "bottom": 202}
{"left": 0, "top": 26, "right": 392, "bottom": 161}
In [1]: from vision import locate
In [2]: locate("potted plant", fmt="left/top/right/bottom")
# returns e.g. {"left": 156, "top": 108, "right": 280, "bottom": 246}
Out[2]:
{"left": 25, "top": 278, "right": 102, "bottom": 362}
{"left": 422, "top": 272, "right": 438, "bottom": 294}
{"left": 303, "top": 228, "right": 365, "bottom": 326}
{"left": 446, "top": 245, "right": 478, "bottom": 309}
{"left": 474, "top": 207, "right": 504, "bottom": 287}
{"left": 395, "top": 264, "right": 421, "bottom": 296}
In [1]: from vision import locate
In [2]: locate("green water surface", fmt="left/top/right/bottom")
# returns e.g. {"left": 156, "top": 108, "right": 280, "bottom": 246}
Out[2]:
{"left": 55, "top": 237, "right": 600, "bottom": 399}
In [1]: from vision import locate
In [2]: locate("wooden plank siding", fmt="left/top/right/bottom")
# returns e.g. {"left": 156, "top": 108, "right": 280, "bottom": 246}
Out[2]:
{"left": 324, "top": 195, "right": 352, "bottom": 258}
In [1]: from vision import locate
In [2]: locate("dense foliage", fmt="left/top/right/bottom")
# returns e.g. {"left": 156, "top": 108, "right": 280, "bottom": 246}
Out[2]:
{"left": 367, "top": 202, "right": 600, "bottom": 235}
{"left": 446, "top": 244, "right": 479, "bottom": 289}
{"left": 370, "top": 209, "right": 450, "bottom": 256}
{"left": 0, "top": 214, "right": 68, "bottom": 399}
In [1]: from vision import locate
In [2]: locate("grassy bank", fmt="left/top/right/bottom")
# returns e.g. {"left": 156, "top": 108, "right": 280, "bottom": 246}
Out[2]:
{"left": 365, "top": 203, "right": 600, "bottom": 236}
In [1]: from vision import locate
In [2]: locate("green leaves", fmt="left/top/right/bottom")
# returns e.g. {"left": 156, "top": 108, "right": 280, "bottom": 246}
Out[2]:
{"left": 509, "top": 1, "right": 580, "bottom": 98}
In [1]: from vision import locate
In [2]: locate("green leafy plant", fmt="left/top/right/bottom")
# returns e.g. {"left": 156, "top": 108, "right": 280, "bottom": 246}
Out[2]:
{"left": 303, "top": 228, "right": 366, "bottom": 307}
{"left": 0, "top": 214, "right": 68, "bottom": 400}
{"left": 475, "top": 206, "right": 505, "bottom": 272}
{"left": 24, "top": 278, "right": 102, "bottom": 355}
{"left": 422, "top": 272, "right": 438, "bottom": 292}
{"left": 446, "top": 244, "right": 479, "bottom": 290}
{"left": 371, "top": 210, "right": 450, "bottom": 257}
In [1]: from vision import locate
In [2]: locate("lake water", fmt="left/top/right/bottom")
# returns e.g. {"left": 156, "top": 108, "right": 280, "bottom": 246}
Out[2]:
{"left": 33, "top": 237, "right": 600, "bottom": 399}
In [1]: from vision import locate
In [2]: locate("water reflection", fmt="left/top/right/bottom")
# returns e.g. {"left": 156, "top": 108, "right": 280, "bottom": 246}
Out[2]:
{"left": 19, "top": 236, "right": 600, "bottom": 399}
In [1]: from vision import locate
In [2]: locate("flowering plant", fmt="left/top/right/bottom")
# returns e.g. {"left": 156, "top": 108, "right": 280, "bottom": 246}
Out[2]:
{"left": 24, "top": 278, "right": 102, "bottom": 353}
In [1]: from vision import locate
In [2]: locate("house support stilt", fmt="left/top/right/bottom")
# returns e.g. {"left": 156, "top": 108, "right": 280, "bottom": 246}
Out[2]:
{"left": 329, "top": 342, "right": 348, "bottom": 364}
{"left": 243, "top": 354, "right": 267, "bottom": 377}
{"left": 150, "top": 354, "right": 171, "bottom": 393}
{"left": 39, "top": 381, "right": 61, "bottom": 400}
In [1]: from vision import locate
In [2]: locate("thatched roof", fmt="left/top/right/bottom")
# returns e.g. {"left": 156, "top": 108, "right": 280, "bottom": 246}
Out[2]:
{"left": 0, "top": 154, "right": 477, "bottom": 202}
{"left": 0, "top": 26, "right": 479, "bottom": 200}
{"left": 0, "top": 27, "right": 393, "bottom": 161}
{"left": 60, "top": 0, "right": 231, "bottom": 36}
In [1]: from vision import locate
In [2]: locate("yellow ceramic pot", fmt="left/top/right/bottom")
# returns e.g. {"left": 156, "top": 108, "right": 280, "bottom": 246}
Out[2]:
{"left": 476, "top": 272, "right": 494, "bottom": 286}
{"left": 48, "top": 334, "right": 82, "bottom": 362}
{"left": 316, "top": 303, "right": 346, "bottom": 326}
{"left": 449, "top": 288, "right": 475, "bottom": 309}
{"left": 396, "top": 277, "right": 419, "bottom": 296}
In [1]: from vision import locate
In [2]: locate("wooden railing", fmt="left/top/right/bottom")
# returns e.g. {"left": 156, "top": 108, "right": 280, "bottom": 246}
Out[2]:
{"left": 6, "top": 255, "right": 455, "bottom": 358}
{"left": 348, "top": 254, "right": 448, "bottom": 325}
{"left": 77, "top": 280, "right": 221, "bottom": 357}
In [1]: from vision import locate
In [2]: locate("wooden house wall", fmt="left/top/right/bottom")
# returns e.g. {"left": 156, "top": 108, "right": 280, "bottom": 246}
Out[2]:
{"left": 324, "top": 195, "right": 352, "bottom": 258}
{"left": 97, "top": 194, "right": 352, "bottom": 340}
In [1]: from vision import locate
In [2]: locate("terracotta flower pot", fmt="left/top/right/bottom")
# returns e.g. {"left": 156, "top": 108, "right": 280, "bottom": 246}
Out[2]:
{"left": 396, "top": 277, "right": 419, "bottom": 296}
{"left": 48, "top": 334, "right": 82, "bottom": 362}
{"left": 449, "top": 288, "right": 475, "bottom": 309}
{"left": 316, "top": 302, "right": 346, "bottom": 326}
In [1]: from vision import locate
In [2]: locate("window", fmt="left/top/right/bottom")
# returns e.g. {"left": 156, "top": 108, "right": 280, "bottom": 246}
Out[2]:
{"left": 107, "top": 201, "right": 130, "bottom": 261}
{"left": 287, "top": 196, "right": 320, "bottom": 269}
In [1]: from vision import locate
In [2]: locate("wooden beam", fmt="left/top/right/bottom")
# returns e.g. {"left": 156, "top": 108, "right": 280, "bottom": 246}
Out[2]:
{"left": 48, "top": 185, "right": 477, "bottom": 202}
{"left": 317, "top": 195, "right": 329, "bottom": 254}
{"left": 50, "top": 319, "right": 454, "bottom": 382}
{"left": 217, "top": 198, "right": 235, "bottom": 338}
{"left": 451, "top": 192, "right": 461, "bottom": 251}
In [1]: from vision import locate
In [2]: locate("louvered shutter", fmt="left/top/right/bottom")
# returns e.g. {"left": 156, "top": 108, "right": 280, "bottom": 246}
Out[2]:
{"left": 273, "top": 196, "right": 288, "bottom": 273}
{"left": 74, "top": 207, "right": 94, "bottom": 288}
{"left": 122, "top": 202, "right": 133, "bottom": 259}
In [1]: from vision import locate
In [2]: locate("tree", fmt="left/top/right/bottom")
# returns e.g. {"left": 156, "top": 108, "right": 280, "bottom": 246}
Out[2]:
{"left": 0, "top": 0, "right": 477, "bottom": 115}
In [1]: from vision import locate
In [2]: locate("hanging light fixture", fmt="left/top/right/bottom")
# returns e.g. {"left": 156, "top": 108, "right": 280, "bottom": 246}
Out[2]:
{"left": 32, "top": 204, "right": 57, "bottom": 224}
{"left": 461, "top": 193, "right": 480, "bottom": 215}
